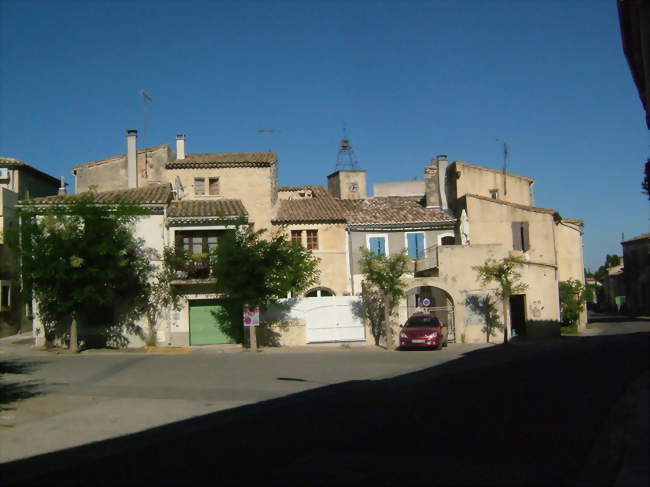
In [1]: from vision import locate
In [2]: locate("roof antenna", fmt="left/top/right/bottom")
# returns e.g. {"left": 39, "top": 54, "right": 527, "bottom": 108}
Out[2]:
{"left": 336, "top": 123, "right": 360, "bottom": 170}
{"left": 140, "top": 90, "right": 152, "bottom": 149}
{"left": 257, "top": 128, "right": 280, "bottom": 151}
{"left": 496, "top": 138, "right": 509, "bottom": 196}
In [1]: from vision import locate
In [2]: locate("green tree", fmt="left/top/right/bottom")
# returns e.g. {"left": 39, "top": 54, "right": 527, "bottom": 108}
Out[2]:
{"left": 9, "top": 193, "right": 151, "bottom": 352}
{"left": 358, "top": 248, "right": 410, "bottom": 349}
{"left": 559, "top": 279, "right": 587, "bottom": 328}
{"left": 594, "top": 254, "right": 621, "bottom": 283}
{"left": 211, "top": 226, "right": 320, "bottom": 348}
{"left": 473, "top": 256, "right": 528, "bottom": 344}
{"left": 141, "top": 246, "right": 184, "bottom": 347}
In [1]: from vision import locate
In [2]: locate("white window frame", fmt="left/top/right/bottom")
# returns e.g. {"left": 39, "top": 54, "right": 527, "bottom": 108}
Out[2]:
{"left": 437, "top": 232, "right": 455, "bottom": 245}
{"left": 366, "top": 233, "right": 389, "bottom": 256}
{"left": 404, "top": 231, "right": 427, "bottom": 259}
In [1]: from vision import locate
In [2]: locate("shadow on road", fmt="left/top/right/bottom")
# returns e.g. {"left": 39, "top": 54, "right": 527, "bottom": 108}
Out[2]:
{"left": 0, "top": 360, "right": 43, "bottom": 412}
{"left": 2, "top": 332, "right": 648, "bottom": 486}
{"left": 587, "top": 313, "right": 649, "bottom": 324}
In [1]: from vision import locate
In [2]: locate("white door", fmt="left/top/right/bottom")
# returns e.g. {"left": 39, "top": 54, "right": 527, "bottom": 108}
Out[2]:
{"left": 304, "top": 296, "right": 365, "bottom": 343}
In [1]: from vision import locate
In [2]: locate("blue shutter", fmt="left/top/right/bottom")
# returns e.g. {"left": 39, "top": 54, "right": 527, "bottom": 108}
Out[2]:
{"left": 407, "top": 233, "right": 425, "bottom": 259}
{"left": 369, "top": 237, "right": 386, "bottom": 256}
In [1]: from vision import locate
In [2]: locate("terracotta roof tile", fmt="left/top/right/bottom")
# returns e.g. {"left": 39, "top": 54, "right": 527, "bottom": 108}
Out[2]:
{"left": 466, "top": 194, "right": 558, "bottom": 215}
{"left": 273, "top": 185, "right": 346, "bottom": 223}
{"left": 166, "top": 152, "right": 277, "bottom": 169}
{"left": 339, "top": 197, "right": 455, "bottom": 225}
{"left": 28, "top": 184, "right": 173, "bottom": 205}
{"left": 1, "top": 157, "right": 61, "bottom": 184}
{"left": 168, "top": 200, "right": 247, "bottom": 218}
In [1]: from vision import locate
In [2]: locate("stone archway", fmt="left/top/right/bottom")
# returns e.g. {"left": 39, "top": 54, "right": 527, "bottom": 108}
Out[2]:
{"left": 405, "top": 285, "right": 456, "bottom": 342}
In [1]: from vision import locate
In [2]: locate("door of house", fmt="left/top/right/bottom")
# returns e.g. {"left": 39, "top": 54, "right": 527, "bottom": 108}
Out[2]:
{"left": 189, "top": 299, "right": 237, "bottom": 345}
{"left": 509, "top": 294, "right": 526, "bottom": 337}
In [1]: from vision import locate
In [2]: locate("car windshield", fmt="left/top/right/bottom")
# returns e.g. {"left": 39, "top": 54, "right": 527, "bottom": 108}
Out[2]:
{"left": 406, "top": 316, "right": 441, "bottom": 327}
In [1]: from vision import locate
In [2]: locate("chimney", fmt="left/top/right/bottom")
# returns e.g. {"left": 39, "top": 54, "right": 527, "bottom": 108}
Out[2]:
{"left": 58, "top": 176, "right": 67, "bottom": 195}
{"left": 176, "top": 133, "right": 186, "bottom": 160}
{"left": 127, "top": 129, "right": 138, "bottom": 189}
{"left": 425, "top": 154, "right": 448, "bottom": 208}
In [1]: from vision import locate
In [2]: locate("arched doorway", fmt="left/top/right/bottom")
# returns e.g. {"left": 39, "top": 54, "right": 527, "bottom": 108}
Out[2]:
{"left": 304, "top": 287, "right": 335, "bottom": 297}
{"left": 405, "top": 286, "right": 456, "bottom": 342}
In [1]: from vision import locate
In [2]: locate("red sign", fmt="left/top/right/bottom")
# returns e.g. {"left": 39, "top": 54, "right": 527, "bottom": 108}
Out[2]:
{"left": 243, "top": 305, "right": 260, "bottom": 327}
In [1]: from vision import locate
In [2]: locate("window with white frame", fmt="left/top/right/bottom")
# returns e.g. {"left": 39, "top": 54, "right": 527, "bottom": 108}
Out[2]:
{"left": 406, "top": 232, "right": 425, "bottom": 259}
{"left": 367, "top": 234, "right": 388, "bottom": 256}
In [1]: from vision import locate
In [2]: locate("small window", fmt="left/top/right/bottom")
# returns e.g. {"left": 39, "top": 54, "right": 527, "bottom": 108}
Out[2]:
{"left": 208, "top": 177, "right": 220, "bottom": 195}
{"left": 512, "top": 222, "right": 530, "bottom": 251}
{"left": 490, "top": 189, "right": 499, "bottom": 199}
{"left": 306, "top": 230, "right": 319, "bottom": 250}
{"left": 440, "top": 236, "right": 455, "bottom": 245}
{"left": 194, "top": 178, "right": 205, "bottom": 196}
{"left": 291, "top": 230, "right": 303, "bottom": 245}
{"left": 368, "top": 236, "right": 387, "bottom": 256}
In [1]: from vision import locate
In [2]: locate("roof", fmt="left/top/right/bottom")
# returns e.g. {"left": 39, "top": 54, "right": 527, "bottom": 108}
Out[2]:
{"left": 0, "top": 157, "right": 61, "bottom": 185}
{"left": 27, "top": 184, "right": 173, "bottom": 206}
{"left": 273, "top": 185, "right": 346, "bottom": 223}
{"left": 168, "top": 200, "right": 248, "bottom": 219}
{"left": 166, "top": 152, "right": 277, "bottom": 169}
{"left": 72, "top": 145, "right": 169, "bottom": 171}
{"left": 453, "top": 161, "right": 534, "bottom": 182}
{"left": 466, "top": 194, "right": 559, "bottom": 216}
{"left": 339, "top": 197, "right": 455, "bottom": 226}
{"left": 623, "top": 232, "right": 650, "bottom": 243}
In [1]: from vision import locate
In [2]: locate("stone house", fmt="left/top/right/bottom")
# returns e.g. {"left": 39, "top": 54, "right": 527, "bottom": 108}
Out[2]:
{"left": 0, "top": 157, "right": 62, "bottom": 336}
{"left": 27, "top": 130, "right": 585, "bottom": 347}
{"left": 622, "top": 233, "right": 649, "bottom": 314}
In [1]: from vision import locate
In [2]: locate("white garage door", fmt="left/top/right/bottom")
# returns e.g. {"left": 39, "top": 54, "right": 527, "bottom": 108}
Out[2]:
{"left": 304, "top": 297, "right": 365, "bottom": 343}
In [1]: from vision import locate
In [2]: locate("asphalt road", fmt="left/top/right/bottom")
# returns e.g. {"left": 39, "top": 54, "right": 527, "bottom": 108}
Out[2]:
{"left": 1, "top": 315, "right": 648, "bottom": 485}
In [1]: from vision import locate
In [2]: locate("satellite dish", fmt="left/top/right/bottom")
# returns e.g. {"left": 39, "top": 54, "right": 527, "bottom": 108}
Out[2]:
{"left": 174, "top": 176, "right": 184, "bottom": 200}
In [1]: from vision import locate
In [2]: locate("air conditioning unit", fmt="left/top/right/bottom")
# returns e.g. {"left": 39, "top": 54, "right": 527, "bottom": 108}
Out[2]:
{"left": 0, "top": 167, "right": 9, "bottom": 180}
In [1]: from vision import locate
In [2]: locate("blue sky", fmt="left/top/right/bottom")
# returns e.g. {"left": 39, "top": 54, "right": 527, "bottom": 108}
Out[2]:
{"left": 1, "top": 0, "right": 648, "bottom": 271}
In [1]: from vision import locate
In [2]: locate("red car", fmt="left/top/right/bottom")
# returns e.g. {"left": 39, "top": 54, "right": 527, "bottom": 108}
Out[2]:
{"left": 399, "top": 313, "right": 448, "bottom": 350}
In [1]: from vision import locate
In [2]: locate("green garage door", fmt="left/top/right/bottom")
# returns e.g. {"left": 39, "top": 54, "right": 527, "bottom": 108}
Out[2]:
{"left": 189, "top": 299, "right": 238, "bottom": 345}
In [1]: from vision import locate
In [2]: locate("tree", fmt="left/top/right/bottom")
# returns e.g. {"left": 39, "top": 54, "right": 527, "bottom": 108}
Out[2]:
{"left": 358, "top": 248, "right": 410, "bottom": 349}
{"left": 10, "top": 193, "right": 151, "bottom": 352}
{"left": 594, "top": 254, "right": 622, "bottom": 283}
{"left": 473, "top": 256, "right": 528, "bottom": 344}
{"left": 559, "top": 279, "right": 587, "bottom": 328}
{"left": 210, "top": 225, "right": 320, "bottom": 348}
{"left": 141, "top": 246, "right": 184, "bottom": 347}
{"left": 643, "top": 158, "right": 649, "bottom": 201}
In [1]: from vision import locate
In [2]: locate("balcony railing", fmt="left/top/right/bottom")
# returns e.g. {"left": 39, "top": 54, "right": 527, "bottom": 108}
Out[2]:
{"left": 413, "top": 245, "right": 439, "bottom": 275}
{"left": 166, "top": 249, "right": 213, "bottom": 280}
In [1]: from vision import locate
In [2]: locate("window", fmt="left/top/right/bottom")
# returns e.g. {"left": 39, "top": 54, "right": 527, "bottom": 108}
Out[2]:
{"left": 406, "top": 232, "right": 425, "bottom": 259}
{"left": 306, "top": 230, "right": 319, "bottom": 250}
{"left": 305, "top": 287, "right": 334, "bottom": 297}
{"left": 176, "top": 231, "right": 219, "bottom": 255}
{"left": 194, "top": 178, "right": 205, "bottom": 196}
{"left": 512, "top": 222, "right": 530, "bottom": 251}
{"left": 490, "top": 189, "right": 499, "bottom": 199}
{"left": 440, "top": 235, "right": 455, "bottom": 245}
{"left": 368, "top": 235, "right": 388, "bottom": 256}
{"left": 208, "top": 178, "right": 220, "bottom": 195}
{"left": 291, "top": 230, "right": 303, "bottom": 245}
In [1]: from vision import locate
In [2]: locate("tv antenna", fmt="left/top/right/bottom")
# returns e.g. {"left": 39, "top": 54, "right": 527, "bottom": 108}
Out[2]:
{"left": 140, "top": 90, "right": 152, "bottom": 148}
{"left": 336, "top": 124, "right": 360, "bottom": 170}
{"left": 257, "top": 128, "right": 280, "bottom": 151}
{"left": 496, "top": 138, "right": 509, "bottom": 196}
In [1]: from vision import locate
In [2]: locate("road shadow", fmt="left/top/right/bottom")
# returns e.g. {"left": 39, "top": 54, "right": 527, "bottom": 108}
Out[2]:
{"left": 587, "top": 313, "right": 649, "bottom": 324}
{"left": 0, "top": 360, "right": 43, "bottom": 412}
{"left": 2, "top": 332, "right": 649, "bottom": 486}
